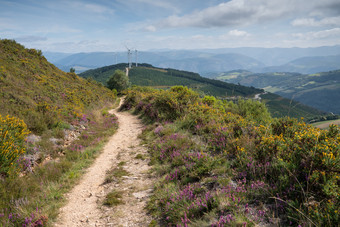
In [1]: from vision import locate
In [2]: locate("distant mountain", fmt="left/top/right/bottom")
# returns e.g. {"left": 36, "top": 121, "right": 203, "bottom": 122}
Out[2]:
{"left": 43, "top": 51, "right": 73, "bottom": 62}
{"left": 198, "top": 46, "right": 340, "bottom": 66}
{"left": 44, "top": 45, "right": 340, "bottom": 75}
{"left": 154, "top": 53, "right": 265, "bottom": 73}
{"left": 261, "top": 55, "right": 340, "bottom": 74}
{"left": 79, "top": 64, "right": 326, "bottom": 119}
{"left": 215, "top": 70, "right": 340, "bottom": 114}
{"left": 47, "top": 51, "right": 264, "bottom": 74}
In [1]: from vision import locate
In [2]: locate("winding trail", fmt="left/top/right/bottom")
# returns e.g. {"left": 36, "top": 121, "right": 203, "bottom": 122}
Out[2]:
{"left": 55, "top": 101, "right": 154, "bottom": 226}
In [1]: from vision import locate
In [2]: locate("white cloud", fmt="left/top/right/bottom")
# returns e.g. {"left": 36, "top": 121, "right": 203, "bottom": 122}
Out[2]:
{"left": 293, "top": 28, "right": 340, "bottom": 40}
{"left": 34, "top": 25, "right": 82, "bottom": 34}
{"left": 15, "top": 36, "right": 47, "bottom": 43}
{"left": 114, "top": 0, "right": 180, "bottom": 14}
{"left": 147, "top": 0, "right": 340, "bottom": 30}
{"left": 83, "top": 3, "right": 114, "bottom": 14}
{"left": 134, "top": 0, "right": 180, "bottom": 13}
{"left": 144, "top": 25, "right": 157, "bottom": 32}
{"left": 228, "top": 29, "right": 250, "bottom": 37}
{"left": 66, "top": 1, "right": 114, "bottom": 15}
{"left": 153, "top": 0, "right": 299, "bottom": 29}
{"left": 292, "top": 16, "right": 340, "bottom": 27}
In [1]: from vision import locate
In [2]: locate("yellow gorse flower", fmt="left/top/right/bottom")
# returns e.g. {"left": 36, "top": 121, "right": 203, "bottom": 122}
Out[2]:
{"left": 0, "top": 114, "right": 30, "bottom": 175}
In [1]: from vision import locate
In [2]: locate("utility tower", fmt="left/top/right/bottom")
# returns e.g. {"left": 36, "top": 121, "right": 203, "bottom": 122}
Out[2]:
{"left": 125, "top": 45, "right": 132, "bottom": 68}
{"left": 135, "top": 49, "right": 138, "bottom": 67}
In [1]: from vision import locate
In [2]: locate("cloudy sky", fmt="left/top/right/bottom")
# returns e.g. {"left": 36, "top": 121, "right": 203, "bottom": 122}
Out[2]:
{"left": 1, "top": 0, "right": 340, "bottom": 52}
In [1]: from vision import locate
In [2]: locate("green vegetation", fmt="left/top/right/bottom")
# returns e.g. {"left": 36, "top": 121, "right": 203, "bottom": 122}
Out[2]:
{"left": 103, "top": 190, "right": 124, "bottom": 207}
{"left": 107, "top": 69, "right": 130, "bottom": 93}
{"left": 80, "top": 64, "right": 327, "bottom": 120}
{"left": 0, "top": 39, "right": 116, "bottom": 134}
{"left": 80, "top": 64, "right": 262, "bottom": 97}
{"left": 214, "top": 69, "right": 253, "bottom": 80}
{"left": 122, "top": 86, "right": 339, "bottom": 226}
{"left": 0, "top": 39, "right": 119, "bottom": 226}
{"left": 261, "top": 93, "right": 326, "bottom": 120}
{"left": 218, "top": 70, "right": 340, "bottom": 114}
{"left": 104, "top": 166, "right": 130, "bottom": 184}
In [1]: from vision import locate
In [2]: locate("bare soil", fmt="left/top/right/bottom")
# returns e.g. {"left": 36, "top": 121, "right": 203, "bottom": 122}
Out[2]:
{"left": 54, "top": 101, "right": 154, "bottom": 227}
{"left": 313, "top": 119, "right": 340, "bottom": 129}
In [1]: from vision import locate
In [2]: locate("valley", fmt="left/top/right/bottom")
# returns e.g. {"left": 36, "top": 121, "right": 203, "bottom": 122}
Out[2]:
{"left": 214, "top": 69, "right": 340, "bottom": 114}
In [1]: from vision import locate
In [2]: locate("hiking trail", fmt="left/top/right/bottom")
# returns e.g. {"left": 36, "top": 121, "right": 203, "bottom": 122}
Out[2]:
{"left": 55, "top": 100, "right": 154, "bottom": 226}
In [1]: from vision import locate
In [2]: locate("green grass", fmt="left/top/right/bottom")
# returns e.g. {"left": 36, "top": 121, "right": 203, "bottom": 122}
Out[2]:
{"left": 104, "top": 166, "right": 130, "bottom": 184}
{"left": 103, "top": 190, "right": 124, "bottom": 207}
{"left": 135, "top": 154, "right": 146, "bottom": 160}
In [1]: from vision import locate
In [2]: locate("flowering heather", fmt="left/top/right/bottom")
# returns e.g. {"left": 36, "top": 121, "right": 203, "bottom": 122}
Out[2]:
{"left": 158, "top": 183, "right": 218, "bottom": 225}
{"left": 124, "top": 87, "right": 339, "bottom": 226}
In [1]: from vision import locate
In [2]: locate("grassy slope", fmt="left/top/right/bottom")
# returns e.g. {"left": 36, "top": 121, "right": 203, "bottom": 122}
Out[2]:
{"left": 0, "top": 39, "right": 115, "bottom": 133}
{"left": 80, "top": 64, "right": 262, "bottom": 97}
{"left": 261, "top": 93, "right": 325, "bottom": 119}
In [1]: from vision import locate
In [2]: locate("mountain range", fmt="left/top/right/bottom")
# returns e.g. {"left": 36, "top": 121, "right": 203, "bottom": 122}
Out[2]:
{"left": 44, "top": 45, "right": 340, "bottom": 75}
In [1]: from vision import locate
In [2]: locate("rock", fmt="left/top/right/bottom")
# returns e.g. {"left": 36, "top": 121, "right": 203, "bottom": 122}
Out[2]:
{"left": 132, "top": 189, "right": 152, "bottom": 199}
{"left": 50, "top": 137, "right": 62, "bottom": 145}
{"left": 26, "top": 134, "right": 41, "bottom": 144}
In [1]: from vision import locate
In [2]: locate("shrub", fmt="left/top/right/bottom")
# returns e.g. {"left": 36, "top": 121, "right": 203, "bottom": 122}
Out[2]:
{"left": 107, "top": 70, "right": 130, "bottom": 93}
{"left": 0, "top": 114, "right": 30, "bottom": 176}
{"left": 124, "top": 86, "right": 339, "bottom": 226}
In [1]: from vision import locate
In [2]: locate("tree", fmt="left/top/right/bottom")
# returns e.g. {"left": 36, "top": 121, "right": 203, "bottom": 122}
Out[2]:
{"left": 69, "top": 67, "right": 75, "bottom": 73}
{"left": 107, "top": 70, "right": 130, "bottom": 93}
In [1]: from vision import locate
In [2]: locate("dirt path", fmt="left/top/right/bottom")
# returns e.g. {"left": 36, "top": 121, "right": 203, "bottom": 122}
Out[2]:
{"left": 313, "top": 119, "right": 340, "bottom": 129}
{"left": 54, "top": 101, "right": 154, "bottom": 227}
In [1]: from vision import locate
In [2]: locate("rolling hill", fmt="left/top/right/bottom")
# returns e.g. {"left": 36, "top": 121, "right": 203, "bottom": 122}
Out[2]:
{"left": 216, "top": 70, "right": 340, "bottom": 114}
{"left": 79, "top": 64, "right": 326, "bottom": 120}
{"left": 0, "top": 39, "right": 116, "bottom": 133}
{"left": 80, "top": 63, "right": 262, "bottom": 97}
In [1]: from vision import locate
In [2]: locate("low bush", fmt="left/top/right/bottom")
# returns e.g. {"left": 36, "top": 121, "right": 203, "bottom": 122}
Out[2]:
{"left": 124, "top": 86, "right": 339, "bottom": 226}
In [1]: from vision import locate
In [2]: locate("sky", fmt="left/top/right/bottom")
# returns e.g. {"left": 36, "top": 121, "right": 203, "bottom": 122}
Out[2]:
{"left": 1, "top": 0, "right": 340, "bottom": 53}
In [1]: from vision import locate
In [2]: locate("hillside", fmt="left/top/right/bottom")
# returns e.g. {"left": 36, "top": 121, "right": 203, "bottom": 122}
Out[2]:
{"left": 0, "top": 39, "right": 116, "bottom": 133}
{"left": 80, "top": 64, "right": 326, "bottom": 120}
{"left": 80, "top": 64, "right": 262, "bottom": 97}
{"left": 217, "top": 70, "right": 340, "bottom": 114}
